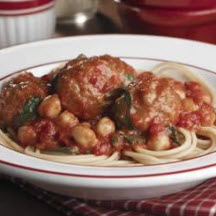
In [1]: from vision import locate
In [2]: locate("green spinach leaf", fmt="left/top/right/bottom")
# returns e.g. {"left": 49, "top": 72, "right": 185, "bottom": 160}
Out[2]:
{"left": 42, "top": 146, "right": 79, "bottom": 155}
{"left": 123, "top": 134, "right": 146, "bottom": 145}
{"left": 111, "top": 89, "right": 133, "bottom": 130}
{"left": 111, "top": 132, "right": 145, "bottom": 146}
{"left": 14, "top": 97, "right": 42, "bottom": 127}
{"left": 125, "top": 74, "right": 135, "bottom": 82}
{"left": 111, "top": 136, "right": 119, "bottom": 145}
{"left": 168, "top": 126, "right": 181, "bottom": 146}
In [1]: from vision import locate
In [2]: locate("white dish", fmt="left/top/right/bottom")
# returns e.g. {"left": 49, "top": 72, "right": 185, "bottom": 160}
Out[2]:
{"left": 0, "top": 35, "right": 216, "bottom": 200}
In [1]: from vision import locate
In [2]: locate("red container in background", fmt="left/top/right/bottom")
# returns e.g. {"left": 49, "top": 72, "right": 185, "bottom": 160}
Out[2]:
{"left": 115, "top": 0, "right": 216, "bottom": 44}
{"left": 122, "top": 0, "right": 216, "bottom": 10}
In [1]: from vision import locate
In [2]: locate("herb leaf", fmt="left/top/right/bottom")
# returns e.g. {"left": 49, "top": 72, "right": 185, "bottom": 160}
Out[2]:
{"left": 122, "top": 134, "right": 146, "bottom": 145}
{"left": 111, "top": 89, "right": 133, "bottom": 130}
{"left": 125, "top": 74, "right": 134, "bottom": 82}
{"left": 14, "top": 97, "right": 42, "bottom": 127}
{"left": 168, "top": 126, "right": 181, "bottom": 146}
{"left": 111, "top": 136, "right": 119, "bottom": 145}
{"left": 42, "top": 146, "right": 79, "bottom": 155}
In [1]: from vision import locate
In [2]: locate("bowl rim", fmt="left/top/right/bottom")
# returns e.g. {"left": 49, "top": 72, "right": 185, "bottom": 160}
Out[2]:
{"left": 1, "top": 34, "right": 216, "bottom": 180}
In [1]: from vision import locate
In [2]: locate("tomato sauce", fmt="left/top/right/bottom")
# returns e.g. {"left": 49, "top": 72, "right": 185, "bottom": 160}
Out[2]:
{"left": 93, "top": 138, "right": 113, "bottom": 156}
{"left": 0, "top": 55, "right": 215, "bottom": 154}
{"left": 185, "top": 81, "right": 211, "bottom": 105}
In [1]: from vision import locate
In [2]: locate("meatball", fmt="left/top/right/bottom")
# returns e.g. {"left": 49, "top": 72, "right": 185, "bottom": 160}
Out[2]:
{"left": 130, "top": 72, "right": 182, "bottom": 131}
{"left": 57, "top": 55, "right": 136, "bottom": 120}
{"left": 0, "top": 73, "right": 48, "bottom": 127}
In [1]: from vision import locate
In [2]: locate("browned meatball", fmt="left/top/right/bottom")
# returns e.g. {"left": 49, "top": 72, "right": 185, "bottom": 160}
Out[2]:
{"left": 57, "top": 55, "right": 136, "bottom": 120}
{"left": 130, "top": 72, "right": 182, "bottom": 131}
{"left": 0, "top": 73, "right": 48, "bottom": 127}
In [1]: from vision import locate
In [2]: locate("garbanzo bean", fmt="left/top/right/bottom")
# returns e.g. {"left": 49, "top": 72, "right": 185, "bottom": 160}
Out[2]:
{"left": 38, "top": 94, "right": 61, "bottom": 118}
{"left": 17, "top": 126, "right": 37, "bottom": 146}
{"left": 72, "top": 125, "right": 98, "bottom": 149}
{"left": 147, "top": 134, "right": 170, "bottom": 151}
{"left": 96, "top": 117, "right": 115, "bottom": 137}
{"left": 57, "top": 111, "right": 78, "bottom": 128}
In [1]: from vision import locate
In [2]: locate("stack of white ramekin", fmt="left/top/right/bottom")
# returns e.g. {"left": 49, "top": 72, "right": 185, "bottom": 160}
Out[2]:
{"left": 0, "top": 0, "right": 56, "bottom": 48}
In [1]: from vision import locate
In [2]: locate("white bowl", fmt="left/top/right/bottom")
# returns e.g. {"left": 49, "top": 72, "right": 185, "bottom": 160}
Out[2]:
{"left": 0, "top": 35, "right": 216, "bottom": 200}
{"left": 0, "top": 0, "right": 55, "bottom": 49}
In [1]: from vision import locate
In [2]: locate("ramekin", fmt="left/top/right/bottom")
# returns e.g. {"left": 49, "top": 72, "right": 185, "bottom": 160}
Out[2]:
{"left": 0, "top": 0, "right": 56, "bottom": 48}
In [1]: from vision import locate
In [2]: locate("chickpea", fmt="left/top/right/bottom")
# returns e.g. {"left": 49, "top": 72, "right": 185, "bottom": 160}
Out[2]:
{"left": 96, "top": 117, "right": 115, "bottom": 137}
{"left": 18, "top": 126, "right": 37, "bottom": 146}
{"left": 182, "top": 98, "right": 198, "bottom": 112}
{"left": 57, "top": 111, "right": 79, "bottom": 128}
{"left": 38, "top": 94, "right": 61, "bottom": 118}
{"left": 72, "top": 125, "right": 98, "bottom": 149}
{"left": 147, "top": 134, "right": 170, "bottom": 151}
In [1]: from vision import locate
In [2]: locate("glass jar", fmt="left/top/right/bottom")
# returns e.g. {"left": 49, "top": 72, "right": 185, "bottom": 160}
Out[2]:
{"left": 56, "top": 0, "right": 98, "bottom": 24}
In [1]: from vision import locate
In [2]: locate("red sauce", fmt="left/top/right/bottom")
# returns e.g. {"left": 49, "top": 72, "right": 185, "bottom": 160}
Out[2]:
{"left": 185, "top": 81, "right": 211, "bottom": 105}
{"left": 177, "top": 103, "right": 215, "bottom": 131}
{"left": 31, "top": 119, "right": 58, "bottom": 149}
{"left": 197, "top": 103, "right": 215, "bottom": 126}
{"left": 177, "top": 112, "right": 201, "bottom": 131}
{"left": 93, "top": 139, "right": 113, "bottom": 156}
{"left": 149, "top": 120, "right": 166, "bottom": 136}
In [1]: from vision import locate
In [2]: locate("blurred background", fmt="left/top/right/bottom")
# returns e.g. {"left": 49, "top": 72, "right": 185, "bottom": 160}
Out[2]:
{"left": 1, "top": 0, "right": 216, "bottom": 49}
{"left": 55, "top": 0, "right": 122, "bottom": 37}
{"left": 55, "top": 0, "right": 216, "bottom": 44}
{"left": 0, "top": 0, "right": 122, "bottom": 49}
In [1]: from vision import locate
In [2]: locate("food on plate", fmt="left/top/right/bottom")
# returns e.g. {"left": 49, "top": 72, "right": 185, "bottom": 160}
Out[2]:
{"left": 0, "top": 54, "right": 216, "bottom": 166}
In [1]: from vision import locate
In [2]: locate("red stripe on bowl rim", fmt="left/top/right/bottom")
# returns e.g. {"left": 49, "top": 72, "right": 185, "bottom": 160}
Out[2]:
{"left": 1, "top": 158, "right": 216, "bottom": 178}
{"left": 0, "top": 56, "right": 216, "bottom": 178}
{"left": 0, "top": 0, "right": 54, "bottom": 10}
